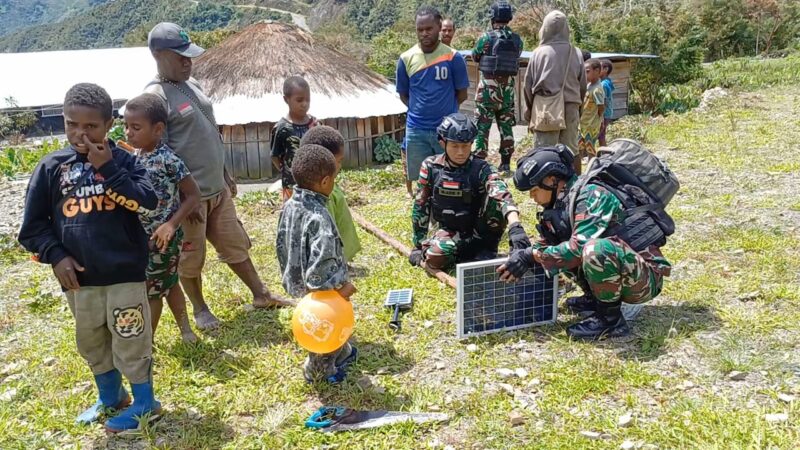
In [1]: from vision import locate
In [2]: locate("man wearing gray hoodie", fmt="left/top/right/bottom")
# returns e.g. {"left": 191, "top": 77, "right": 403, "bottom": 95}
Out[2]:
{"left": 523, "top": 11, "right": 586, "bottom": 155}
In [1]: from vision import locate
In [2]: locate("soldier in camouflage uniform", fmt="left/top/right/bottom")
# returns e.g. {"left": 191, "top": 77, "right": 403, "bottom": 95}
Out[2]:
{"left": 498, "top": 146, "right": 671, "bottom": 339}
{"left": 276, "top": 144, "right": 357, "bottom": 383}
{"left": 409, "top": 113, "right": 531, "bottom": 271}
{"left": 472, "top": 1, "right": 523, "bottom": 173}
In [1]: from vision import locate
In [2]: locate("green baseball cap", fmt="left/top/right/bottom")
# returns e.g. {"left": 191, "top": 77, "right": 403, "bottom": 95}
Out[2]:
{"left": 148, "top": 22, "right": 205, "bottom": 58}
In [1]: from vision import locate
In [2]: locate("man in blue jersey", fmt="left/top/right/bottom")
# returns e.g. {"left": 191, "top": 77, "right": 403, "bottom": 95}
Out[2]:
{"left": 396, "top": 6, "right": 470, "bottom": 184}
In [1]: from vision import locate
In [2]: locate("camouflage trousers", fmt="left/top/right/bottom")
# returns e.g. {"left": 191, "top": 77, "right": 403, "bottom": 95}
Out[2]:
{"left": 573, "top": 237, "right": 664, "bottom": 304}
{"left": 145, "top": 227, "right": 183, "bottom": 303}
{"left": 422, "top": 197, "right": 508, "bottom": 270}
{"left": 474, "top": 80, "right": 516, "bottom": 159}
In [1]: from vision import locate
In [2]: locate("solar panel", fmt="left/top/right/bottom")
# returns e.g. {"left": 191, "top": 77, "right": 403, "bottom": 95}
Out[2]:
{"left": 456, "top": 257, "right": 558, "bottom": 339}
{"left": 384, "top": 288, "right": 413, "bottom": 307}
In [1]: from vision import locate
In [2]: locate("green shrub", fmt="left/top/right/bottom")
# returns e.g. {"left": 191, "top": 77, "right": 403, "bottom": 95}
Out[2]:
{"left": 655, "top": 84, "right": 703, "bottom": 115}
{"left": 373, "top": 135, "right": 402, "bottom": 163}
{"left": 0, "top": 139, "right": 62, "bottom": 178}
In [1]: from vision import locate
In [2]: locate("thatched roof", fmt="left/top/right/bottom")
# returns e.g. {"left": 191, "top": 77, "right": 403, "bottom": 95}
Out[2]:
{"left": 194, "top": 22, "right": 388, "bottom": 99}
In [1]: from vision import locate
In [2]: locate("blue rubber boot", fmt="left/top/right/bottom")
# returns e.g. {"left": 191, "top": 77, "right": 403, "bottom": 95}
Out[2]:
{"left": 327, "top": 345, "right": 358, "bottom": 384}
{"left": 105, "top": 381, "right": 162, "bottom": 433}
{"left": 75, "top": 369, "right": 130, "bottom": 425}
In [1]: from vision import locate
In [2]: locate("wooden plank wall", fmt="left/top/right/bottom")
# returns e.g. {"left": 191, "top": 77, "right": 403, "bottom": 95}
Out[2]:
{"left": 460, "top": 57, "right": 632, "bottom": 122}
{"left": 221, "top": 113, "right": 407, "bottom": 181}
{"left": 222, "top": 123, "right": 274, "bottom": 181}
{"left": 607, "top": 59, "right": 631, "bottom": 119}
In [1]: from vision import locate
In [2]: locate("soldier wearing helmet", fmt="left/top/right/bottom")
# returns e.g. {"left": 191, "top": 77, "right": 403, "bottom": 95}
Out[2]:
{"left": 472, "top": 1, "right": 524, "bottom": 173}
{"left": 497, "top": 146, "right": 672, "bottom": 340}
{"left": 409, "top": 113, "right": 531, "bottom": 270}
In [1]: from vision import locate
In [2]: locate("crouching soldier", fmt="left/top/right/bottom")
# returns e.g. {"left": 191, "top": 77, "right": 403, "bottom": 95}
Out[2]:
{"left": 409, "top": 113, "right": 530, "bottom": 271}
{"left": 497, "top": 145, "right": 673, "bottom": 339}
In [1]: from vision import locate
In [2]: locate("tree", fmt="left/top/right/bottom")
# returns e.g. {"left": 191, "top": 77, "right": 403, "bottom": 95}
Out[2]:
{"left": 0, "top": 97, "right": 37, "bottom": 144}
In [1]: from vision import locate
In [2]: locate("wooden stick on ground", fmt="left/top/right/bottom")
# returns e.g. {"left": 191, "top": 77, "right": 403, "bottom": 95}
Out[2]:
{"left": 351, "top": 211, "right": 457, "bottom": 289}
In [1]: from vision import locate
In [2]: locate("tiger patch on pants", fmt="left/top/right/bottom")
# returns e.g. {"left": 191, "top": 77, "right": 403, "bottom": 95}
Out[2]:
{"left": 112, "top": 304, "right": 145, "bottom": 338}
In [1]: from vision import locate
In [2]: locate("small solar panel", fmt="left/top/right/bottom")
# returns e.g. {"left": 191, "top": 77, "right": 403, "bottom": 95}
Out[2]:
{"left": 384, "top": 288, "right": 413, "bottom": 306}
{"left": 457, "top": 257, "right": 558, "bottom": 339}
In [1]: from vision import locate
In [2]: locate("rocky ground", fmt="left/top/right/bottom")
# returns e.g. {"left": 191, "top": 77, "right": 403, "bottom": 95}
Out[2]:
{"left": 0, "top": 178, "right": 29, "bottom": 237}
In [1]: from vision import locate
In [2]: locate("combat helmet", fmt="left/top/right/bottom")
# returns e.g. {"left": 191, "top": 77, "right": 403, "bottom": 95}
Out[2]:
{"left": 490, "top": 1, "right": 514, "bottom": 22}
{"left": 437, "top": 113, "right": 478, "bottom": 143}
{"left": 513, "top": 145, "right": 575, "bottom": 191}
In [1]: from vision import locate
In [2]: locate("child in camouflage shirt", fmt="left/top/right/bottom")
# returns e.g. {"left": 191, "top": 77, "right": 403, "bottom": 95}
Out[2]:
{"left": 271, "top": 76, "right": 317, "bottom": 201}
{"left": 276, "top": 144, "right": 358, "bottom": 383}
{"left": 124, "top": 93, "right": 202, "bottom": 343}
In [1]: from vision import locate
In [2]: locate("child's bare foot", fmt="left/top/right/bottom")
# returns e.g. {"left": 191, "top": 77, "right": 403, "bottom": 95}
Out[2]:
{"left": 252, "top": 292, "right": 296, "bottom": 309}
{"left": 194, "top": 309, "right": 220, "bottom": 330}
{"left": 181, "top": 330, "right": 199, "bottom": 344}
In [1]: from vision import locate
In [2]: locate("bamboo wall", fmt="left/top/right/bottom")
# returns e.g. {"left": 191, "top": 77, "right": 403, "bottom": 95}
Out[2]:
{"left": 221, "top": 113, "right": 406, "bottom": 181}
{"left": 459, "top": 57, "right": 632, "bottom": 123}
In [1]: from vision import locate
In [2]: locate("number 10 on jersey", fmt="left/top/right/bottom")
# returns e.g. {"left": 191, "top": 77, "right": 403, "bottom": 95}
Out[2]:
{"left": 434, "top": 66, "right": 449, "bottom": 80}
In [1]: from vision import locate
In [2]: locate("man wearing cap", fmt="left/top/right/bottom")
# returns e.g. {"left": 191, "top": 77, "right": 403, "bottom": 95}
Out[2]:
{"left": 144, "top": 22, "right": 291, "bottom": 331}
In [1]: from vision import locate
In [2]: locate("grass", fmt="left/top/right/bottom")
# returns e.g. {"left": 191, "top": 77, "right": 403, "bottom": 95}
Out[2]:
{"left": 701, "top": 54, "right": 800, "bottom": 91}
{"left": 1, "top": 88, "right": 800, "bottom": 449}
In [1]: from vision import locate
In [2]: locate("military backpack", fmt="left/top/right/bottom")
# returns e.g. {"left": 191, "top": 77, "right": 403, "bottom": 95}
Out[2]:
{"left": 567, "top": 139, "right": 680, "bottom": 251}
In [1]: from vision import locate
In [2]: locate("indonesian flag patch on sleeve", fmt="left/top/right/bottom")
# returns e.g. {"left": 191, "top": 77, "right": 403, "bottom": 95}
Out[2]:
{"left": 443, "top": 181, "right": 460, "bottom": 189}
{"left": 178, "top": 102, "right": 194, "bottom": 117}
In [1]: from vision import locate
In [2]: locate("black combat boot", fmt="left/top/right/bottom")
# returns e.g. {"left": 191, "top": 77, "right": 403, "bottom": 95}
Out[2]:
{"left": 566, "top": 301, "right": 630, "bottom": 340}
{"left": 498, "top": 154, "right": 512, "bottom": 175}
{"left": 565, "top": 292, "right": 599, "bottom": 317}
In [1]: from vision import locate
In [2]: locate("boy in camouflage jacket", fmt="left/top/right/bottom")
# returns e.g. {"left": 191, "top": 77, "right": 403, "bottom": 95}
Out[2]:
{"left": 276, "top": 144, "right": 357, "bottom": 383}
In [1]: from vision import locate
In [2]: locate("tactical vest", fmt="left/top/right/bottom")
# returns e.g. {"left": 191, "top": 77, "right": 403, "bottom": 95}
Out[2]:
{"left": 478, "top": 30, "right": 521, "bottom": 77}
{"left": 430, "top": 158, "right": 486, "bottom": 234}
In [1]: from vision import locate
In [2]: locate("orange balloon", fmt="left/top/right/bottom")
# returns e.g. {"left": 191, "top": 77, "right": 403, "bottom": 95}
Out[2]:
{"left": 292, "top": 290, "right": 355, "bottom": 354}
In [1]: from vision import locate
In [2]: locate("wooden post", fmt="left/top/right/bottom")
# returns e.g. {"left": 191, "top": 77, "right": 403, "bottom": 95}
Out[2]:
{"left": 351, "top": 211, "right": 457, "bottom": 289}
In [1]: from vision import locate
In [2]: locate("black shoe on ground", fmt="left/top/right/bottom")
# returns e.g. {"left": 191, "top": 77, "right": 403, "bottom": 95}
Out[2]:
{"left": 565, "top": 294, "right": 598, "bottom": 317}
{"left": 498, "top": 163, "right": 511, "bottom": 175}
{"left": 566, "top": 303, "right": 630, "bottom": 340}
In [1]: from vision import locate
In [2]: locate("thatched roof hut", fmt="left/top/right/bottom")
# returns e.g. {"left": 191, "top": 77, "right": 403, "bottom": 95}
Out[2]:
{"left": 193, "top": 22, "right": 406, "bottom": 180}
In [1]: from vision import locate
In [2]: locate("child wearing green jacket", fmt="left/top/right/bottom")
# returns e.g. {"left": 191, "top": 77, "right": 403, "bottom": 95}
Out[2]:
{"left": 300, "top": 126, "right": 362, "bottom": 262}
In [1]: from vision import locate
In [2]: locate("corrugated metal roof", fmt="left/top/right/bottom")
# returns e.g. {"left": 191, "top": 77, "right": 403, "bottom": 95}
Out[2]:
{"left": 0, "top": 46, "right": 407, "bottom": 124}
{"left": 0, "top": 47, "right": 157, "bottom": 109}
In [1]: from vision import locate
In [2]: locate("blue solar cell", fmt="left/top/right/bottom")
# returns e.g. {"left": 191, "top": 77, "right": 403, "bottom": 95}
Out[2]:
{"left": 384, "top": 289, "right": 413, "bottom": 306}
{"left": 457, "top": 258, "right": 558, "bottom": 339}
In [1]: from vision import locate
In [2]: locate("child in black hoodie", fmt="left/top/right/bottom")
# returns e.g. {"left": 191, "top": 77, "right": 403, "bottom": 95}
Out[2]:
{"left": 18, "top": 83, "right": 161, "bottom": 433}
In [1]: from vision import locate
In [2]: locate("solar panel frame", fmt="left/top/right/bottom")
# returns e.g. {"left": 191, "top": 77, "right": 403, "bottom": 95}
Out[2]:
{"left": 384, "top": 288, "right": 413, "bottom": 307}
{"left": 456, "top": 257, "right": 559, "bottom": 339}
